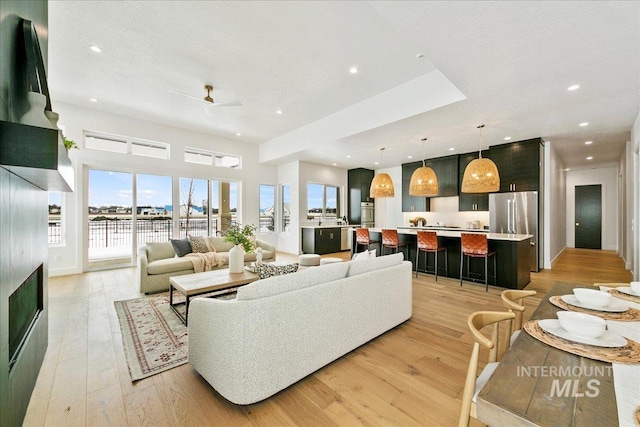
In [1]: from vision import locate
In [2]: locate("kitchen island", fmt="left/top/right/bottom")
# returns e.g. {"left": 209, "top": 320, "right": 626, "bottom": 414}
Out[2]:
{"left": 301, "top": 224, "right": 359, "bottom": 254}
{"left": 351, "top": 227, "right": 532, "bottom": 289}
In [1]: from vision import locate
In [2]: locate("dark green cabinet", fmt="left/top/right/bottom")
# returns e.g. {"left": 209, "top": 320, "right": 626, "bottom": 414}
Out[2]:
{"left": 402, "top": 161, "right": 430, "bottom": 212}
{"left": 458, "top": 152, "right": 489, "bottom": 211}
{"left": 347, "top": 168, "right": 374, "bottom": 225}
{"left": 487, "top": 138, "right": 542, "bottom": 192}
{"left": 302, "top": 227, "right": 341, "bottom": 254}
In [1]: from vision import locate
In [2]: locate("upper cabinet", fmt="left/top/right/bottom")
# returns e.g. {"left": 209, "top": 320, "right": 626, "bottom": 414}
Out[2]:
{"left": 458, "top": 151, "right": 489, "bottom": 211}
{"left": 423, "top": 154, "right": 459, "bottom": 197}
{"left": 401, "top": 161, "right": 430, "bottom": 212}
{"left": 347, "top": 168, "right": 374, "bottom": 224}
{"left": 487, "top": 138, "right": 543, "bottom": 192}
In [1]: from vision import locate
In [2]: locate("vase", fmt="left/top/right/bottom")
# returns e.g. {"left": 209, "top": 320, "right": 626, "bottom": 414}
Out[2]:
{"left": 256, "top": 247, "right": 263, "bottom": 264}
{"left": 229, "top": 244, "right": 244, "bottom": 273}
{"left": 45, "top": 110, "right": 60, "bottom": 130}
{"left": 19, "top": 92, "right": 51, "bottom": 128}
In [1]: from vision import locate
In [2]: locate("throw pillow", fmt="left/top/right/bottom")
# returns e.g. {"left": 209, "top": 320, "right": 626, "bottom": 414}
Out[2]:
{"left": 255, "top": 262, "right": 299, "bottom": 279}
{"left": 204, "top": 237, "right": 217, "bottom": 253}
{"left": 352, "top": 251, "right": 370, "bottom": 262}
{"left": 188, "top": 236, "right": 209, "bottom": 253}
{"left": 170, "top": 238, "right": 192, "bottom": 257}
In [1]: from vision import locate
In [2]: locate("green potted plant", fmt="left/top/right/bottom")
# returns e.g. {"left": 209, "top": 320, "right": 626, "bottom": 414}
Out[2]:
{"left": 63, "top": 136, "right": 78, "bottom": 150}
{"left": 223, "top": 222, "right": 256, "bottom": 253}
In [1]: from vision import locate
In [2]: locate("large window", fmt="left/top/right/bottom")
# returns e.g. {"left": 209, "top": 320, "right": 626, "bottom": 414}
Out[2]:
{"left": 179, "top": 178, "right": 209, "bottom": 237}
{"left": 259, "top": 184, "right": 275, "bottom": 233}
{"left": 281, "top": 185, "right": 291, "bottom": 232}
{"left": 85, "top": 132, "right": 169, "bottom": 159}
{"left": 48, "top": 192, "right": 62, "bottom": 244}
{"left": 185, "top": 147, "right": 241, "bottom": 169}
{"left": 136, "top": 174, "right": 172, "bottom": 244}
{"left": 307, "top": 183, "right": 339, "bottom": 220}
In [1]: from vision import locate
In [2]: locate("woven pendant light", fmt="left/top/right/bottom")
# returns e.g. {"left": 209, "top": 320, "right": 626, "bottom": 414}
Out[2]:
{"left": 409, "top": 137, "right": 439, "bottom": 196}
{"left": 461, "top": 125, "right": 500, "bottom": 193}
{"left": 370, "top": 148, "right": 395, "bottom": 198}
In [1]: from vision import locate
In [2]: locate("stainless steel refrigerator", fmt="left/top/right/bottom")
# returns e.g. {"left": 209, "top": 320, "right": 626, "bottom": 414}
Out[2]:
{"left": 489, "top": 191, "right": 539, "bottom": 272}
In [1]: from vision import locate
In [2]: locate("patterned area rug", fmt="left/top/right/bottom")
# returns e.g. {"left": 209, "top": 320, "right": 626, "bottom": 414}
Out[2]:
{"left": 114, "top": 290, "right": 236, "bottom": 381}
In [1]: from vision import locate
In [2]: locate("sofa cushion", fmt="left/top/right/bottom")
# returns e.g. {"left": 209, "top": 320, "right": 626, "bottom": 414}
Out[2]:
{"left": 346, "top": 253, "right": 403, "bottom": 277}
{"left": 207, "top": 236, "right": 234, "bottom": 253}
{"left": 147, "top": 257, "right": 194, "bottom": 275}
{"left": 236, "top": 261, "right": 349, "bottom": 300}
{"left": 146, "top": 242, "right": 176, "bottom": 263}
{"left": 352, "top": 251, "right": 370, "bottom": 261}
{"left": 255, "top": 262, "right": 298, "bottom": 279}
{"left": 171, "top": 238, "right": 192, "bottom": 257}
{"left": 188, "top": 236, "right": 209, "bottom": 253}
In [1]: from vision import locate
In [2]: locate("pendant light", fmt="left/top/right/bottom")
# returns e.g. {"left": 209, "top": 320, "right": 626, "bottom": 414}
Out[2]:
{"left": 461, "top": 124, "right": 500, "bottom": 193}
{"left": 409, "top": 137, "right": 439, "bottom": 196}
{"left": 369, "top": 148, "right": 395, "bottom": 198}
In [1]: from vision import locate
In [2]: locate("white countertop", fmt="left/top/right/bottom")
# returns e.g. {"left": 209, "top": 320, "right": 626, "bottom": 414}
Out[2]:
{"left": 363, "top": 227, "right": 533, "bottom": 242}
{"left": 301, "top": 224, "right": 360, "bottom": 229}
{"left": 398, "top": 225, "right": 488, "bottom": 233}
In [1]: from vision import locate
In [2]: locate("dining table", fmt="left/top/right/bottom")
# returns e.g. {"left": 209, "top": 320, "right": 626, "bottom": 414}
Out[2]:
{"left": 476, "top": 282, "right": 640, "bottom": 427}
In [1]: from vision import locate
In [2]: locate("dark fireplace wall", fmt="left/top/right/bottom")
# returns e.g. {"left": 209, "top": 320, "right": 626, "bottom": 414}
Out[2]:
{"left": 0, "top": 1, "right": 50, "bottom": 426}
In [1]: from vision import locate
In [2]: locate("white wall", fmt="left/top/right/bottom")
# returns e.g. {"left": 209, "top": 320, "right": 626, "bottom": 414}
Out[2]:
{"left": 277, "top": 161, "right": 300, "bottom": 254}
{"left": 49, "top": 102, "right": 277, "bottom": 276}
{"left": 544, "top": 142, "right": 567, "bottom": 268}
{"left": 565, "top": 166, "right": 618, "bottom": 250}
{"left": 630, "top": 111, "right": 640, "bottom": 279}
{"left": 373, "top": 166, "right": 402, "bottom": 228}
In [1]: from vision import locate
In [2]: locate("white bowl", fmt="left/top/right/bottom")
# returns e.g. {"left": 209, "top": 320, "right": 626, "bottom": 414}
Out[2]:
{"left": 630, "top": 282, "right": 640, "bottom": 294}
{"left": 556, "top": 311, "right": 606, "bottom": 338}
{"left": 573, "top": 288, "right": 611, "bottom": 308}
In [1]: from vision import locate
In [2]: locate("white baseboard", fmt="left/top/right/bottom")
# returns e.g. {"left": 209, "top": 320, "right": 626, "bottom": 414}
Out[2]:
{"left": 48, "top": 266, "right": 82, "bottom": 277}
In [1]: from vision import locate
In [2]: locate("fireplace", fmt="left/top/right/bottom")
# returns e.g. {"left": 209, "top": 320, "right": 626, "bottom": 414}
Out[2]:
{"left": 8, "top": 265, "right": 44, "bottom": 372}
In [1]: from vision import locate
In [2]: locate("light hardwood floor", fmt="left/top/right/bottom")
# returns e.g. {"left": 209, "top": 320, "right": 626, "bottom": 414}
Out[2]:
{"left": 23, "top": 248, "right": 632, "bottom": 427}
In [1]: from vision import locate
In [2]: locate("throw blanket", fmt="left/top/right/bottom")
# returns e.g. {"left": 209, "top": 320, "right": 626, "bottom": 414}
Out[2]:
{"left": 184, "top": 252, "right": 226, "bottom": 273}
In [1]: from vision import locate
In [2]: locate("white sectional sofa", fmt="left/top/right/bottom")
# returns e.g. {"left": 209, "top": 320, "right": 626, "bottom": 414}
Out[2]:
{"left": 188, "top": 253, "right": 412, "bottom": 405}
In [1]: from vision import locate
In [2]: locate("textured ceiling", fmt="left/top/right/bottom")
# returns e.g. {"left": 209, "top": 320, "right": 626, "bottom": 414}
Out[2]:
{"left": 48, "top": 1, "right": 640, "bottom": 171}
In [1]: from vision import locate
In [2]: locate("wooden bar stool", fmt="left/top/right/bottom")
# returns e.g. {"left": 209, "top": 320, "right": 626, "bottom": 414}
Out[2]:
{"left": 416, "top": 231, "right": 447, "bottom": 280}
{"left": 460, "top": 233, "right": 496, "bottom": 292}
{"left": 381, "top": 229, "right": 408, "bottom": 259}
{"left": 355, "top": 228, "right": 379, "bottom": 254}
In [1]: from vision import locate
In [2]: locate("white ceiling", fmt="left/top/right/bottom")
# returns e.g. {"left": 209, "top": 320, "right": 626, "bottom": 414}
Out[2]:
{"left": 47, "top": 1, "right": 640, "bottom": 171}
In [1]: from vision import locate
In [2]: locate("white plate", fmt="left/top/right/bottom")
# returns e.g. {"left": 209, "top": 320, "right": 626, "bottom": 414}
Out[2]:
{"left": 560, "top": 295, "right": 628, "bottom": 313}
{"left": 616, "top": 287, "right": 640, "bottom": 297}
{"left": 539, "top": 319, "right": 627, "bottom": 348}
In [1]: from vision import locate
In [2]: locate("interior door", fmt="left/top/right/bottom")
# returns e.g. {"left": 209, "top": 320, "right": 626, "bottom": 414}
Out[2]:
{"left": 575, "top": 184, "right": 602, "bottom": 249}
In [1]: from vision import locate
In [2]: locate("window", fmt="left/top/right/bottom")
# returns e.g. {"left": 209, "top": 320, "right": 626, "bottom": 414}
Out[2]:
{"left": 85, "top": 132, "right": 169, "bottom": 159}
{"left": 179, "top": 178, "right": 209, "bottom": 237}
{"left": 185, "top": 147, "right": 242, "bottom": 169}
{"left": 136, "top": 174, "right": 172, "bottom": 244}
{"left": 281, "top": 185, "right": 291, "bottom": 232}
{"left": 48, "top": 192, "right": 62, "bottom": 244}
{"left": 259, "top": 185, "right": 275, "bottom": 233}
{"left": 307, "top": 183, "right": 340, "bottom": 220}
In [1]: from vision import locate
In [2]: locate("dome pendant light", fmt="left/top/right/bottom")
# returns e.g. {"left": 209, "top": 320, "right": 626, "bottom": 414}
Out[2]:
{"left": 370, "top": 148, "right": 395, "bottom": 198}
{"left": 461, "top": 124, "right": 500, "bottom": 193}
{"left": 409, "top": 137, "right": 439, "bottom": 197}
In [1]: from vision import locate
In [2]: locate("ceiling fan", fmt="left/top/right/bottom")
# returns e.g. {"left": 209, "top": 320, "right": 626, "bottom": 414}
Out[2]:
{"left": 169, "top": 85, "right": 242, "bottom": 112}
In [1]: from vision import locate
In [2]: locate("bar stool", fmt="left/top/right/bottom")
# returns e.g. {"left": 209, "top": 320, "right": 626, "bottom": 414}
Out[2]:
{"left": 355, "top": 228, "right": 379, "bottom": 254}
{"left": 381, "top": 229, "right": 408, "bottom": 259}
{"left": 416, "top": 231, "right": 448, "bottom": 280}
{"left": 460, "top": 233, "right": 496, "bottom": 292}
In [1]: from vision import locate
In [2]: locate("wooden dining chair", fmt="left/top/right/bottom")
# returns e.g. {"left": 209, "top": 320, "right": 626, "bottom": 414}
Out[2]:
{"left": 381, "top": 229, "right": 408, "bottom": 258}
{"left": 416, "top": 230, "right": 447, "bottom": 280}
{"left": 459, "top": 310, "right": 516, "bottom": 427}
{"left": 501, "top": 289, "right": 537, "bottom": 348}
{"left": 460, "top": 233, "right": 496, "bottom": 292}
{"left": 355, "top": 228, "right": 379, "bottom": 254}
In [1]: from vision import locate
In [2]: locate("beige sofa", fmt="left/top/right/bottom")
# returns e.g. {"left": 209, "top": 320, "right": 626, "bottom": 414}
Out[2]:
{"left": 138, "top": 237, "right": 276, "bottom": 294}
{"left": 188, "top": 253, "right": 412, "bottom": 405}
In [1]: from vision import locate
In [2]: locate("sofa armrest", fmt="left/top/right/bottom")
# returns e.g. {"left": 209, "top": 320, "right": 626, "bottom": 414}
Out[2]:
{"left": 138, "top": 246, "right": 150, "bottom": 292}
{"left": 255, "top": 239, "right": 276, "bottom": 261}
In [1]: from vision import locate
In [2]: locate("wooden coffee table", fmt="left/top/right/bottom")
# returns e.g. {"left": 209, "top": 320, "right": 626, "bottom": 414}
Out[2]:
{"left": 169, "top": 268, "right": 258, "bottom": 325}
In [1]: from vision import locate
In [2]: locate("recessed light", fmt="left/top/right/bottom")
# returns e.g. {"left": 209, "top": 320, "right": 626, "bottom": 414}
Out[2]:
{"left": 236, "top": 133, "right": 241, "bottom": 136}
{"left": 416, "top": 53, "right": 424, "bottom": 59}
{"left": 407, "top": 155, "right": 413, "bottom": 159}
{"left": 579, "top": 122, "right": 589, "bottom": 127}
{"left": 567, "top": 84, "right": 580, "bottom": 91}
{"left": 276, "top": 110, "right": 283, "bottom": 115}
{"left": 349, "top": 67, "right": 358, "bottom": 74}
{"left": 504, "top": 136, "right": 512, "bottom": 141}
{"left": 89, "top": 98, "right": 98, "bottom": 103}
{"left": 374, "top": 161, "right": 379, "bottom": 165}
{"left": 448, "top": 147, "right": 455, "bottom": 151}
{"left": 332, "top": 163, "right": 337, "bottom": 166}
{"left": 563, "top": 168, "right": 571, "bottom": 171}
{"left": 90, "top": 45, "right": 102, "bottom": 53}
{"left": 346, "top": 155, "right": 351, "bottom": 158}
{"left": 586, "top": 156, "right": 593, "bottom": 160}
{"left": 584, "top": 141, "right": 592, "bottom": 145}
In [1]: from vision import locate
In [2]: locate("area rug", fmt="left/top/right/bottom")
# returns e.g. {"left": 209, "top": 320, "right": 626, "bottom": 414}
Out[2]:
{"left": 114, "top": 290, "right": 236, "bottom": 381}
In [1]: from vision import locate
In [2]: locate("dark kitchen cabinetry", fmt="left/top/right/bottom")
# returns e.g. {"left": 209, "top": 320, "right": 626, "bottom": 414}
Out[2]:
{"left": 401, "top": 161, "right": 430, "bottom": 212}
{"left": 347, "top": 168, "right": 374, "bottom": 225}
{"left": 302, "top": 227, "right": 341, "bottom": 255}
{"left": 423, "top": 155, "right": 459, "bottom": 197}
{"left": 458, "top": 152, "right": 489, "bottom": 211}
{"left": 486, "top": 138, "right": 542, "bottom": 193}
